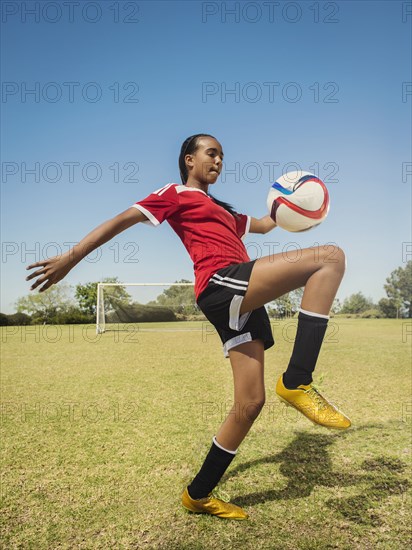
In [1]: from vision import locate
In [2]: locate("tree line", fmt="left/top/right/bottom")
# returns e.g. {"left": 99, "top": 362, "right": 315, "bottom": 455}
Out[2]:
{"left": 1, "top": 261, "right": 410, "bottom": 325}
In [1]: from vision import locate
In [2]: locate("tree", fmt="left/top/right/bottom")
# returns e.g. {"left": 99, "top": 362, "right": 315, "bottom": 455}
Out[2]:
{"left": 331, "top": 298, "right": 342, "bottom": 314}
{"left": 378, "top": 298, "right": 398, "bottom": 319}
{"left": 75, "top": 277, "right": 132, "bottom": 315}
{"left": 74, "top": 281, "right": 97, "bottom": 315}
{"left": 16, "top": 283, "right": 75, "bottom": 323}
{"left": 289, "top": 288, "right": 304, "bottom": 313}
{"left": 340, "top": 292, "right": 375, "bottom": 314}
{"left": 267, "top": 295, "right": 292, "bottom": 318}
{"left": 267, "top": 289, "right": 303, "bottom": 319}
{"left": 148, "top": 280, "right": 198, "bottom": 316}
{"left": 383, "top": 261, "right": 412, "bottom": 318}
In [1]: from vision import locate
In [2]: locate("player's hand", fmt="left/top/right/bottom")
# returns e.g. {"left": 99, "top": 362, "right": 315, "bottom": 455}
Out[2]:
{"left": 25, "top": 254, "right": 75, "bottom": 293}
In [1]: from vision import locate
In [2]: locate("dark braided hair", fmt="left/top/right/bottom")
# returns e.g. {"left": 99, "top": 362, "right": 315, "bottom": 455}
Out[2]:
{"left": 178, "top": 134, "right": 239, "bottom": 217}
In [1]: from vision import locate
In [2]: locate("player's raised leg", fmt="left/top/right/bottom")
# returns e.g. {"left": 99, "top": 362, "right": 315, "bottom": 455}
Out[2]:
{"left": 182, "top": 340, "right": 265, "bottom": 519}
{"left": 239, "top": 244, "right": 351, "bottom": 430}
{"left": 240, "top": 244, "right": 345, "bottom": 316}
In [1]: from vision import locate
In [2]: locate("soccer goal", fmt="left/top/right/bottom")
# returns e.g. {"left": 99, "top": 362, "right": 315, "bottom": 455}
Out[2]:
{"left": 96, "top": 282, "right": 199, "bottom": 334}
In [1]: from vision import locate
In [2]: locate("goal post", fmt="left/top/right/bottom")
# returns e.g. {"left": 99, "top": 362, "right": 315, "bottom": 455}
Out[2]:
{"left": 96, "top": 282, "right": 196, "bottom": 334}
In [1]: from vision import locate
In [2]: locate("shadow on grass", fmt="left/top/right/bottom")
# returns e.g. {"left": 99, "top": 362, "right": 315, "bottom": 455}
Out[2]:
{"left": 224, "top": 422, "right": 410, "bottom": 525}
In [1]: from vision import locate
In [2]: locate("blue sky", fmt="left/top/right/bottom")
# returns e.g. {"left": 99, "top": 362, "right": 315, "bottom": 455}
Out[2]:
{"left": 1, "top": 0, "right": 411, "bottom": 312}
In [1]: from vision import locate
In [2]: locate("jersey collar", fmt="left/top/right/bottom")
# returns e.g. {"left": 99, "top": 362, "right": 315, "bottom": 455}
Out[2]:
{"left": 175, "top": 184, "right": 209, "bottom": 196}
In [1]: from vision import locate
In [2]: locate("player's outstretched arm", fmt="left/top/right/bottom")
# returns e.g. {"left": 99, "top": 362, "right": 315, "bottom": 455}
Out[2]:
{"left": 25, "top": 207, "right": 147, "bottom": 293}
{"left": 249, "top": 215, "right": 277, "bottom": 234}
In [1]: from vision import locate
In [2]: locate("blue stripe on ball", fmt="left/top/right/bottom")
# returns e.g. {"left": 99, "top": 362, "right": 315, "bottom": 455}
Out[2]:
{"left": 271, "top": 182, "right": 293, "bottom": 195}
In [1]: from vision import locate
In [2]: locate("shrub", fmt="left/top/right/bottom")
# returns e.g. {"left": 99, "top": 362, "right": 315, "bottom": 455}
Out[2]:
{"left": 361, "top": 309, "right": 382, "bottom": 319}
{"left": 51, "top": 307, "right": 95, "bottom": 324}
{"left": 6, "top": 312, "right": 32, "bottom": 325}
{"left": 0, "top": 313, "right": 9, "bottom": 326}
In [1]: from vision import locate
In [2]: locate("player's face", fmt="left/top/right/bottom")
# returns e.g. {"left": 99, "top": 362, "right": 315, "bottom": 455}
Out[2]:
{"left": 186, "top": 137, "right": 224, "bottom": 185}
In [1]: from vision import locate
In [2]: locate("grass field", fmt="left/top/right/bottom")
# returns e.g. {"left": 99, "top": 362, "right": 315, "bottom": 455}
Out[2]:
{"left": 1, "top": 319, "right": 411, "bottom": 549}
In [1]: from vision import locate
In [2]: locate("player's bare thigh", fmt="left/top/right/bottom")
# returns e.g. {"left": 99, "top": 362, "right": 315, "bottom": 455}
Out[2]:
{"left": 239, "top": 245, "right": 345, "bottom": 315}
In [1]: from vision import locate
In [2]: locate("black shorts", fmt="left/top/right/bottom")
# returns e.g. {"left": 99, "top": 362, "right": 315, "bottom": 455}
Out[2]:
{"left": 197, "top": 260, "right": 275, "bottom": 358}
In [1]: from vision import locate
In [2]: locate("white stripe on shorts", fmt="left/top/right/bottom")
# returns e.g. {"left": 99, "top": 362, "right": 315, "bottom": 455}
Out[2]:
{"left": 210, "top": 278, "right": 248, "bottom": 292}
{"left": 212, "top": 273, "right": 248, "bottom": 286}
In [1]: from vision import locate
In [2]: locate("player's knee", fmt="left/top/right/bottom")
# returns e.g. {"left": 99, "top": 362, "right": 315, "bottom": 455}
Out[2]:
{"left": 240, "top": 394, "right": 265, "bottom": 422}
{"left": 335, "top": 246, "right": 346, "bottom": 274}
{"left": 321, "top": 245, "right": 346, "bottom": 273}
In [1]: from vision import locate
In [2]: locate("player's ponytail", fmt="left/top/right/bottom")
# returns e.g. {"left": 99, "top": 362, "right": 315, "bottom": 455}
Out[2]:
{"left": 179, "top": 134, "right": 239, "bottom": 218}
{"left": 208, "top": 195, "right": 239, "bottom": 218}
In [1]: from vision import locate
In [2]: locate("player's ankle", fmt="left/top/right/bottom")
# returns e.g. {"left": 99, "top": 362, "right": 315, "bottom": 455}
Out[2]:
{"left": 282, "top": 373, "right": 311, "bottom": 390}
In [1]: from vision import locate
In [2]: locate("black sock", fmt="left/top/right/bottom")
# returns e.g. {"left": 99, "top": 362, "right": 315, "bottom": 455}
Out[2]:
{"left": 187, "top": 437, "right": 237, "bottom": 499}
{"left": 283, "top": 310, "right": 329, "bottom": 389}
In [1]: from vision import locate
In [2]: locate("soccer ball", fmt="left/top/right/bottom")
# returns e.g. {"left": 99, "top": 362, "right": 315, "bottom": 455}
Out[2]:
{"left": 267, "top": 171, "right": 330, "bottom": 232}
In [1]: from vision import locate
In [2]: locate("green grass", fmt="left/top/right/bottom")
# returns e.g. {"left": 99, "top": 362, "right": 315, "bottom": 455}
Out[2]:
{"left": 1, "top": 319, "right": 411, "bottom": 549}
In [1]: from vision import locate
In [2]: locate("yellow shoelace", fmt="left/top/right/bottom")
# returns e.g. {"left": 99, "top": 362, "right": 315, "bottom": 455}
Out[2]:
{"left": 304, "top": 385, "right": 328, "bottom": 411}
{"left": 210, "top": 488, "right": 231, "bottom": 503}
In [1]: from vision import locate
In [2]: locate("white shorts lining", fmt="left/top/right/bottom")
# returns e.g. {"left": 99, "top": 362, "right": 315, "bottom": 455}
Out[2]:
{"left": 229, "top": 294, "right": 252, "bottom": 331}
{"left": 223, "top": 332, "right": 253, "bottom": 358}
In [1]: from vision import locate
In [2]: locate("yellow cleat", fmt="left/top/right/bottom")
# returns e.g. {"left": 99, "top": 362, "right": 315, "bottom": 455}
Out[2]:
{"left": 181, "top": 487, "right": 248, "bottom": 520}
{"left": 276, "top": 375, "right": 351, "bottom": 430}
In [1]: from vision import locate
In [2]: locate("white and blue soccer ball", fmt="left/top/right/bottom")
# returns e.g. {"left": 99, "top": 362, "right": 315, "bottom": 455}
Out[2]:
{"left": 267, "top": 171, "right": 330, "bottom": 232}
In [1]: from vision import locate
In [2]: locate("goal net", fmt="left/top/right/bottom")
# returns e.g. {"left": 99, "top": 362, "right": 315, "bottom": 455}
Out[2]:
{"left": 96, "top": 282, "right": 201, "bottom": 334}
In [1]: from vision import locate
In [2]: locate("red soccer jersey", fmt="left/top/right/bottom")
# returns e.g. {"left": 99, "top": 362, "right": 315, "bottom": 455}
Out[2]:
{"left": 131, "top": 183, "right": 251, "bottom": 298}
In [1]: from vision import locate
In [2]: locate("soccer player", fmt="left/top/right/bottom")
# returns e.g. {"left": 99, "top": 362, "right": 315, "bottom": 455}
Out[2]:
{"left": 26, "top": 134, "right": 351, "bottom": 520}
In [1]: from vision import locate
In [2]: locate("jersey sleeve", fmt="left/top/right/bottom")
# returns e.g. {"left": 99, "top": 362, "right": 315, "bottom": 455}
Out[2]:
{"left": 234, "top": 213, "right": 251, "bottom": 240}
{"left": 131, "top": 184, "right": 179, "bottom": 226}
